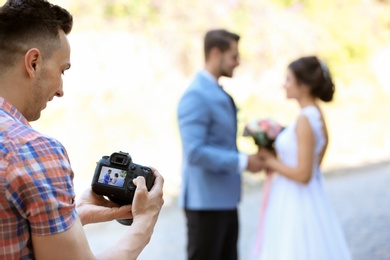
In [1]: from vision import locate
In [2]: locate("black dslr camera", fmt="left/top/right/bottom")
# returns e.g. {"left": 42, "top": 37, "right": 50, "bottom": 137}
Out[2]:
{"left": 91, "top": 151, "right": 155, "bottom": 225}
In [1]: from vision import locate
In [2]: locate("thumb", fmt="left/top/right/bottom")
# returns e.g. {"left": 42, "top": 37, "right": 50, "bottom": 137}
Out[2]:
{"left": 133, "top": 176, "right": 146, "bottom": 190}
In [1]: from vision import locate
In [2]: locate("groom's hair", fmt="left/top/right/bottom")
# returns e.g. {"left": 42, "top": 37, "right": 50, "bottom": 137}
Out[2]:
{"left": 204, "top": 29, "right": 240, "bottom": 61}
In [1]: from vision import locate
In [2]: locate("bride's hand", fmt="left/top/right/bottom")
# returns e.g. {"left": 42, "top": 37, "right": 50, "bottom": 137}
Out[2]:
{"left": 258, "top": 148, "right": 275, "bottom": 159}
{"left": 258, "top": 148, "right": 277, "bottom": 170}
{"left": 265, "top": 167, "right": 274, "bottom": 176}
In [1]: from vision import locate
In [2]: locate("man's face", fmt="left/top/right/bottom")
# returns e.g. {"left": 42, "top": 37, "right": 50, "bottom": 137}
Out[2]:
{"left": 219, "top": 40, "right": 240, "bottom": 78}
{"left": 27, "top": 30, "right": 71, "bottom": 121}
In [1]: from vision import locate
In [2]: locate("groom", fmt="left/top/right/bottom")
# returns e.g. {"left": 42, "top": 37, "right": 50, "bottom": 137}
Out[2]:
{"left": 177, "top": 29, "right": 263, "bottom": 260}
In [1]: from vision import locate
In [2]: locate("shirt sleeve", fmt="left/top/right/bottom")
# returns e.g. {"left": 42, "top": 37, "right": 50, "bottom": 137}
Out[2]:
{"left": 6, "top": 136, "right": 77, "bottom": 236}
{"left": 238, "top": 152, "right": 248, "bottom": 174}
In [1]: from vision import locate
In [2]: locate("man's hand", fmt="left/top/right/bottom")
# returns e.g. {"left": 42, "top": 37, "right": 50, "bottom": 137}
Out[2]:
{"left": 76, "top": 167, "right": 164, "bottom": 228}
{"left": 76, "top": 188, "right": 133, "bottom": 226}
{"left": 246, "top": 153, "right": 264, "bottom": 173}
{"left": 131, "top": 168, "right": 164, "bottom": 225}
{"left": 96, "top": 168, "right": 165, "bottom": 259}
{"left": 68, "top": 168, "right": 164, "bottom": 260}
{"left": 258, "top": 147, "right": 278, "bottom": 174}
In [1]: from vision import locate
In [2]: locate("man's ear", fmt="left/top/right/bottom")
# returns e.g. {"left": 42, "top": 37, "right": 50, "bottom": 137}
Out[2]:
{"left": 209, "top": 47, "right": 222, "bottom": 60}
{"left": 24, "top": 48, "right": 42, "bottom": 78}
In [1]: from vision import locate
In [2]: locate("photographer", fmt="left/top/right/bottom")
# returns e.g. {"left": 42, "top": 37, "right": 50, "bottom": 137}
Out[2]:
{"left": 0, "top": 0, "right": 164, "bottom": 259}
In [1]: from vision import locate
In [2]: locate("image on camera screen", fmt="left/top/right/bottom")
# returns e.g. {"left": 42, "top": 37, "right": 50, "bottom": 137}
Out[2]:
{"left": 98, "top": 166, "right": 127, "bottom": 188}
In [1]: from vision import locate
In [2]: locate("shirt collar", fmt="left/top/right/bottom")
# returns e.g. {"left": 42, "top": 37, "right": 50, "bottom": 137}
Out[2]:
{"left": 0, "top": 97, "right": 30, "bottom": 127}
{"left": 199, "top": 69, "right": 220, "bottom": 87}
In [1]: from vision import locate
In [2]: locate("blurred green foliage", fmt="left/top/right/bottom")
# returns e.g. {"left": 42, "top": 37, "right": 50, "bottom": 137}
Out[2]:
{"left": 103, "top": 0, "right": 159, "bottom": 20}
{"left": 41, "top": 0, "right": 390, "bottom": 86}
{"left": 1, "top": 0, "right": 389, "bottom": 81}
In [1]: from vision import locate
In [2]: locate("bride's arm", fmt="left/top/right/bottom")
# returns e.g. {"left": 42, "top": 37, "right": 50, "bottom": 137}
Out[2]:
{"left": 261, "top": 115, "right": 315, "bottom": 184}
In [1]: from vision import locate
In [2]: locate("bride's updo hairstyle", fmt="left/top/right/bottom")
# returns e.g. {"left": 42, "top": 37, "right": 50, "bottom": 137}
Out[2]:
{"left": 288, "top": 56, "right": 335, "bottom": 102}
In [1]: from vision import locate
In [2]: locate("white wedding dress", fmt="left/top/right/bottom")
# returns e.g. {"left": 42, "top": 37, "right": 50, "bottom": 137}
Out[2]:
{"left": 251, "top": 106, "right": 352, "bottom": 260}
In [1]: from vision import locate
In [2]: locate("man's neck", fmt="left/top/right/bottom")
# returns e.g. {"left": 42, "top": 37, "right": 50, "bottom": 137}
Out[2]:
{"left": 203, "top": 64, "right": 220, "bottom": 80}
{"left": 0, "top": 76, "right": 29, "bottom": 121}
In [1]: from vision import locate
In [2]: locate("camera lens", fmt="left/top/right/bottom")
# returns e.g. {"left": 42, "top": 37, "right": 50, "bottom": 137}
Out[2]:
{"left": 117, "top": 218, "right": 133, "bottom": 226}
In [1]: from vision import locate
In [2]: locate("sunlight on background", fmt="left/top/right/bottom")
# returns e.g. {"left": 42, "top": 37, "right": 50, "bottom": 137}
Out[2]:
{"left": 2, "top": 0, "right": 390, "bottom": 203}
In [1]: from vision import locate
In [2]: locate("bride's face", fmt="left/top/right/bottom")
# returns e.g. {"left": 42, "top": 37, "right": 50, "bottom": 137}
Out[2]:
{"left": 283, "top": 69, "right": 301, "bottom": 99}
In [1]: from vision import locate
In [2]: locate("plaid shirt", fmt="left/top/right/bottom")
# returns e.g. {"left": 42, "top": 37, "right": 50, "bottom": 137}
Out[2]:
{"left": 0, "top": 97, "right": 77, "bottom": 259}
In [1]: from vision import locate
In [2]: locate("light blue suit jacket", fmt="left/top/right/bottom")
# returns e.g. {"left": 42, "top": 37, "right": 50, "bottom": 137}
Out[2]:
{"left": 177, "top": 71, "right": 241, "bottom": 210}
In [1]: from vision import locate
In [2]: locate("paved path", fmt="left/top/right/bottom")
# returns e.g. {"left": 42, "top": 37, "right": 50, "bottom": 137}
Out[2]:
{"left": 84, "top": 162, "right": 390, "bottom": 260}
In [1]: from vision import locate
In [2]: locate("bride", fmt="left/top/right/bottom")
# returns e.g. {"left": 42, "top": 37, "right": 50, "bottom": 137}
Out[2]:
{"left": 252, "top": 56, "right": 352, "bottom": 260}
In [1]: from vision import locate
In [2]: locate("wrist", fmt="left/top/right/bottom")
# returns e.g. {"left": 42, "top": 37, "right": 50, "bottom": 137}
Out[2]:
{"left": 75, "top": 203, "right": 88, "bottom": 226}
{"left": 132, "top": 214, "right": 156, "bottom": 233}
{"left": 269, "top": 158, "right": 278, "bottom": 169}
{"left": 128, "top": 217, "right": 155, "bottom": 247}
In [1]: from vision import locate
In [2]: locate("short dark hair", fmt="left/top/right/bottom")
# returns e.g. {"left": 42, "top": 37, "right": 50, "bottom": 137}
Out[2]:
{"left": 0, "top": 0, "right": 73, "bottom": 73}
{"left": 204, "top": 29, "right": 240, "bottom": 61}
{"left": 288, "top": 56, "right": 335, "bottom": 102}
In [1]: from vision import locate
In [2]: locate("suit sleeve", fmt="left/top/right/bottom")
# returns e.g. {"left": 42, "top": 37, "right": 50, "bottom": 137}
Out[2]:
{"left": 178, "top": 91, "right": 240, "bottom": 174}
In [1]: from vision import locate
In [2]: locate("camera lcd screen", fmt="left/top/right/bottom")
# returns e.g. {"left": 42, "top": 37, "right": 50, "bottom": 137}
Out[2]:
{"left": 98, "top": 166, "right": 127, "bottom": 188}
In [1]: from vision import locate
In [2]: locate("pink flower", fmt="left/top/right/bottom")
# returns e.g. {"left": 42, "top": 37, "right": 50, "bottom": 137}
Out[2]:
{"left": 243, "top": 118, "right": 284, "bottom": 149}
{"left": 259, "top": 120, "right": 271, "bottom": 132}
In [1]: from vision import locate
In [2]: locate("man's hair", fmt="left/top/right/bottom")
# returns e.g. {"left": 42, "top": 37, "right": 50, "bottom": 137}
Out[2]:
{"left": 204, "top": 29, "right": 240, "bottom": 61}
{"left": 0, "top": 0, "right": 73, "bottom": 73}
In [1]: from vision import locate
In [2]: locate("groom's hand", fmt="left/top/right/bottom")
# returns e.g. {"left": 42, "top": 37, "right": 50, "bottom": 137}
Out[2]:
{"left": 247, "top": 154, "right": 264, "bottom": 173}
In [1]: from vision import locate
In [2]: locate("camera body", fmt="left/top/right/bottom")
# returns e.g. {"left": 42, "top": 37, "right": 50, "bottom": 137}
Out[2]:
{"left": 91, "top": 151, "right": 155, "bottom": 225}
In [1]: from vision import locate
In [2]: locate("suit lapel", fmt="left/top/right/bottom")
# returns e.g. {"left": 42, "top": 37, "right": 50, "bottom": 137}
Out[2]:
{"left": 196, "top": 71, "right": 238, "bottom": 123}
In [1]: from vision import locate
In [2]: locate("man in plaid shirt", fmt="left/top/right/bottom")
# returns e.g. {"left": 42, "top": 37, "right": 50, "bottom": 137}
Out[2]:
{"left": 0, "top": 0, "right": 164, "bottom": 259}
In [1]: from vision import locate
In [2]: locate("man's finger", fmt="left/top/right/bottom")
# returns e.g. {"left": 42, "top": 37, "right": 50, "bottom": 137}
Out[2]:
{"left": 150, "top": 170, "right": 164, "bottom": 192}
{"left": 133, "top": 176, "right": 146, "bottom": 190}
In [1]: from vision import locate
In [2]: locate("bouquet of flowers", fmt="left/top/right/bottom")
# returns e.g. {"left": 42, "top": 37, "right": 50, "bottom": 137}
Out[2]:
{"left": 243, "top": 118, "right": 284, "bottom": 150}
{"left": 244, "top": 118, "right": 284, "bottom": 254}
